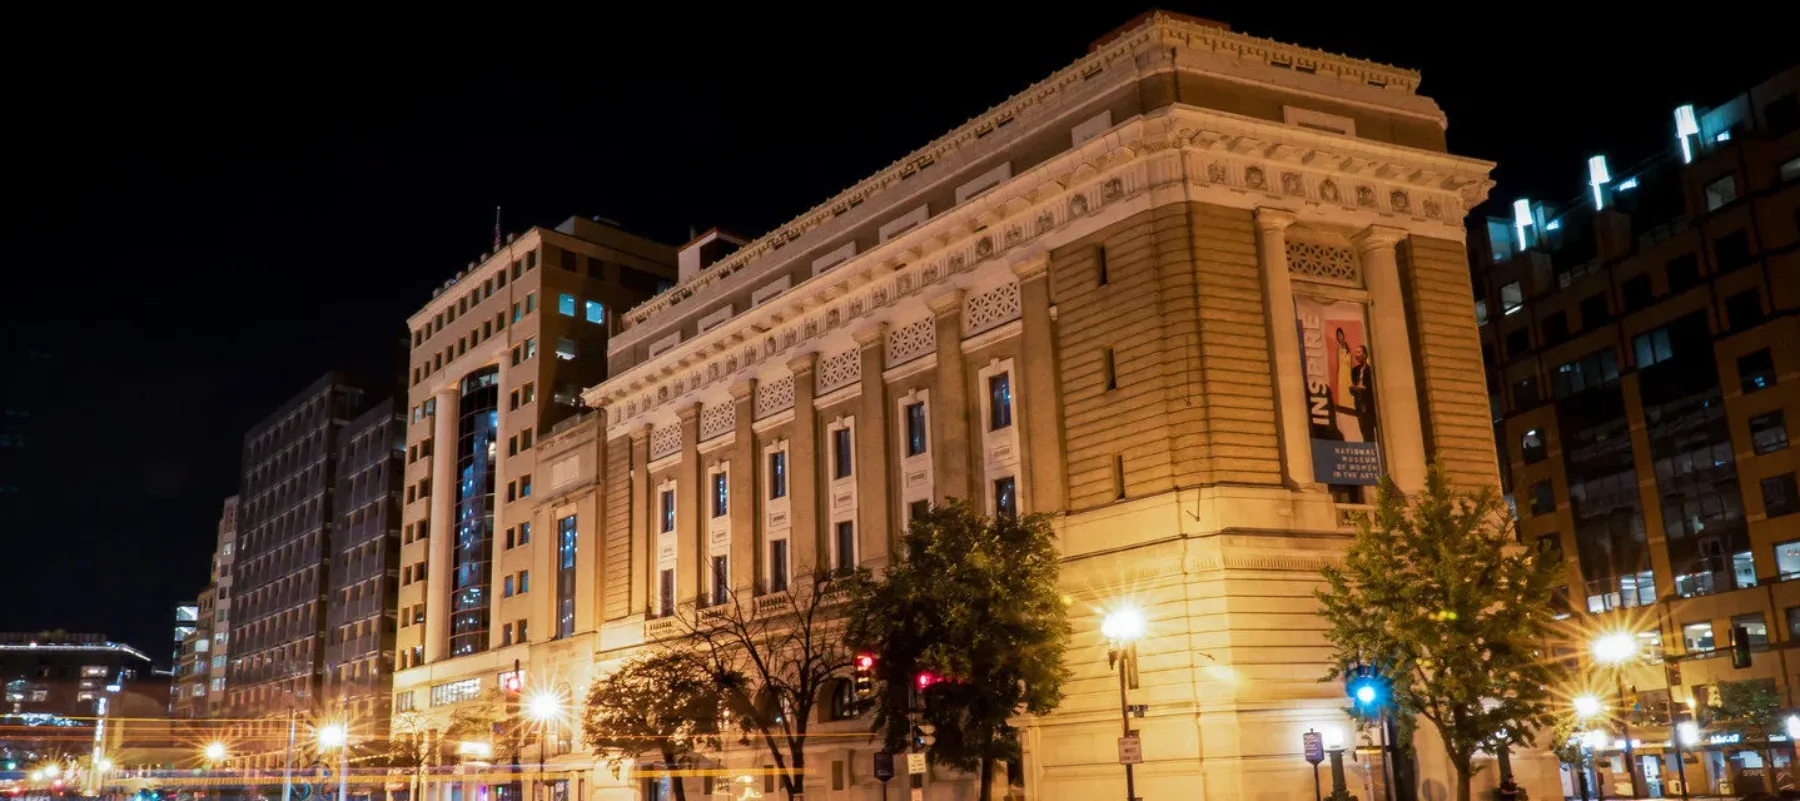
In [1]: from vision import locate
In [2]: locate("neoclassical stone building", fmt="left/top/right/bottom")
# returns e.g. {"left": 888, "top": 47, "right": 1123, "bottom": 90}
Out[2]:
{"left": 391, "top": 12, "right": 1531, "bottom": 801}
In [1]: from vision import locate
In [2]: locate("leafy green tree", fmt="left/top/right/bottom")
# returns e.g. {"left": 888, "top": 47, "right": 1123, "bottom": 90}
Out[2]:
{"left": 1317, "top": 466, "right": 1567, "bottom": 801}
{"left": 846, "top": 500, "right": 1071, "bottom": 801}
{"left": 677, "top": 568, "right": 862, "bottom": 801}
{"left": 581, "top": 651, "right": 723, "bottom": 801}
{"left": 1711, "top": 679, "right": 1785, "bottom": 787}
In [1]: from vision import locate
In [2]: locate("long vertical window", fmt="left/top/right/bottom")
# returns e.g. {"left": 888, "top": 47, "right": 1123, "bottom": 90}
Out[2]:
{"left": 712, "top": 473, "right": 729, "bottom": 518}
{"left": 989, "top": 373, "right": 1013, "bottom": 430}
{"left": 661, "top": 489, "right": 676, "bottom": 533}
{"left": 711, "top": 555, "right": 730, "bottom": 606}
{"left": 994, "top": 476, "right": 1018, "bottom": 518}
{"left": 658, "top": 569, "right": 675, "bottom": 618}
{"left": 905, "top": 403, "right": 927, "bottom": 456}
{"left": 769, "top": 539, "right": 789, "bottom": 593}
{"left": 833, "top": 428, "right": 853, "bottom": 479}
{"left": 769, "top": 452, "right": 787, "bottom": 499}
{"left": 835, "top": 521, "right": 855, "bottom": 573}
{"left": 450, "top": 367, "right": 500, "bottom": 657}
{"left": 556, "top": 515, "right": 577, "bottom": 639}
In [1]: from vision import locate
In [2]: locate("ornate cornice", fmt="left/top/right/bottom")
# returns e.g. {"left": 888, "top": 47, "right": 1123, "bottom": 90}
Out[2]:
{"left": 1253, "top": 206, "right": 1298, "bottom": 232}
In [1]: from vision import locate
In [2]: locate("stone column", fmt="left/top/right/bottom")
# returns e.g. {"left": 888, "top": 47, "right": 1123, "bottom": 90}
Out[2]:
{"left": 628, "top": 426, "right": 651, "bottom": 616}
{"left": 1012, "top": 256, "right": 1066, "bottom": 514}
{"left": 787, "top": 354, "right": 821, "bottom": 575}
{"left": 1354, "top": 225, "right": 1427, "bottom": 494}
{"left": 1254, "top": 208, "right": 1316, "bottom": 488}
{"left": 728, "top": 381, "right": 758, "bottom": 593}
{"left": 676, "top": 404, "right": 702, "bottom": 608}
{"left": 854, "top": 324, "right": 892, "bottom": 564}
{"left": 422, "top": 386, "right": 458, "bottom": 664}
{"left": 928, "top": 290, "right": 971, "bottom": 503}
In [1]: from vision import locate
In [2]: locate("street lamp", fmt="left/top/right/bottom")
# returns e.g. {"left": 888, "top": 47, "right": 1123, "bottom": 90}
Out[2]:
{"left": 526, "top": 692, "right": 563, "bottom": 801}
{"left": 1572, "top": 694, "right": 1603, "bottom": 720}
{"left": 1591, "top": 632, "right": 1642, "bottom": 798}
{"left": 1103, "top": 607, "right": 1145, "bottom": 801}
{"left": 204, "top": 742, "right": 228, "bottom": 764}
{"left": 318, "top": 723, "right": 349, "bottom": 801}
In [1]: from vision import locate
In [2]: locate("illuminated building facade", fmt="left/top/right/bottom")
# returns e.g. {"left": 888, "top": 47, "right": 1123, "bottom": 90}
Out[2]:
{"left": 1474, "top": 66, "right": 1798, "bottom": 797}
{"left": 323, "top": 399, "right": 405, "bottom": 728}
{"left": 391, "top": 12, "right": 1536, "bottom": 801}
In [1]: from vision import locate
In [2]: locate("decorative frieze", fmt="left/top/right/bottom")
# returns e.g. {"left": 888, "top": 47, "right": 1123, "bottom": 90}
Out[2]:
{"left": 699, "top": 403, "right": 735, "bottom": 442}
{"left": 649, "top": 425, "right": 682, "bottom": 461}
{"left": 1285, "top": 235, "right": 1362, "bottom": 287}
{"left": 755, "top": 375, "right": 796, "bottom": 420}
{"left": 815, "top": 350, "right": 861, "bottom": 396}
{"left": 964, "top": 281, "right": 1022, "bottom": 337}
{"left": 886, "top": 318, "right": 937, "bottom": 367}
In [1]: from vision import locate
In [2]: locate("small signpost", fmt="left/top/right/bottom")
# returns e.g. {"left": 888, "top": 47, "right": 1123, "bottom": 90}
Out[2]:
{"left": 1303, "top": 730, "right": 1326, "bottom": 801}
{"left": 874, "top": 752, "right": 895, "bottom": 782}
{"left": 1117, "top": 735, "right": 1143, "bottom": 765}
{"left": 907, "top": 753, "right": 928, "bottom": 775}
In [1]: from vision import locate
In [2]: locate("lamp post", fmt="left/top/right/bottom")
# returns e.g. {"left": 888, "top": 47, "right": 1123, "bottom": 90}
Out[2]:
{"left": 204, "top": 743, "right": 228, "bottom": 801}
{"left": 1592, "top": 632, "right": 1642, "bottom": 798}
{"left": 526, "top": 692, "right": 563, "bottom": 801}
{"left": 319, "top": 723, "right": 349, "bottom": 801}
{"left": 1102, "top": 607, "right": 1145, "bottom": 801}
{"left": 1572, "top": 694, "right": 1603, "bottom": 801}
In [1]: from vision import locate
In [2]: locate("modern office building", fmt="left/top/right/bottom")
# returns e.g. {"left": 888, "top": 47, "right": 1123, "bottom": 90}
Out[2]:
{"left": 392, "top": 12, "right": 1530, "bottom": 801}
{"left": 208, "top": 496, "right": 238, "bottom": 717}
{"left": 391, "top": 215, "right": 676, "bottom": 683}
{"left": 323, "top": 398, "right": 405, "bottom": 727}
{"left": 1473, "top": 67, "right": 1798, "bottom": 796}
{"left": 170, "top": 597, "right": 210, "bottom": 717}
{"left": 226, "top": 372, "right": 385, "bottom": 760}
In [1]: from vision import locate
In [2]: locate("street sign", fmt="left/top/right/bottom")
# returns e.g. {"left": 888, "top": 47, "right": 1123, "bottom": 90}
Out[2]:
{"left": 1118, "top": 735, "right": 1143, "bottom": 765}
{"left": 910, "top": 790, "right": 924, "bottom": 801}
{"left": 873, "top": 752, "right": 895, "bottom": 782}
{"left": 907, "top": 753, "right": 928, "bottom": 774}
{"left": 1303, "top": 731, "right": 1325, "bottom": 765}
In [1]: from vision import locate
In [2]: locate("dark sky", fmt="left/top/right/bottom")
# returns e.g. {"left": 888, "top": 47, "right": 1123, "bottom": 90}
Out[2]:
{"left": 5, "top": 7, "right": 1794, "bottom": 659}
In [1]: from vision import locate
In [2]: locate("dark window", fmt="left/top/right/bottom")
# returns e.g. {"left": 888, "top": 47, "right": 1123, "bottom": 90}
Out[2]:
{"left": 1529, "top": 480, "right": 1556, "bottom": 515}
{"left": 1102, "top": 347, "right": 1118, "bottom": 390}
{"left": 988, "top": 373, "right": 1013, "bottom": 430}
{"left": 1633, "top": 328, "right": 1673, "bottom": 368}
{"left": 834, "top": 521, "right": 855, "bottom": 572}
{"left": 619, "top": 266, "right": 663, "bottom": 294}
{"left": 1715, "top": 230, "right": 1753, "bottom": 272}
{"left": 1512, "top": 377, "right": 1540, "bottom": 408}
{"left": 769, "top": 540, "right": 789, "bottom": 593}
{"left": 1553, "top": 349, "right": 1619, "bottom": 398}
{"left": 1725, "top": 290, "right": 1765, "bottom": 330}
{"left": 1541, "top": 312, "right": 1570, "bottom": 346}
{"left": 1095, "top": 245, "right": 1109, "bottom": 286}
{"left": 587, "top": 257, "right": 606, "bottom": 279}
{"left": 1751, "top": 411, "right": 1788, "bottom": 455}
{"left": 994, "top": 476, "right": 1018, "bottom": 518}
{"left": 1504, "top": 327, "right": 1532, "bottom": 358}
{"left": 711, "top": 555, "right": 729, "bottom": 606}
{"left": 519, "top": 522, "right": 530, "bottom": 544}
{"left": 1666, "top": 254, "right": 1700, "bottom": 292}
{"left": 769, "top": 452, "right": 787, "bottom": 499}
{"left": 1537, "top": 534, "right": 1563, "bottom": 564}
{"left": 1521, "top": 428, "right": 1548, "bottom": 464}
{"left": 658, "top": 569, "right": 675, "bottom": 617}
{"left": 1621, "top": 274, "right": 1654, "bottom": 312}
{"left": 904, "top": 403, "right": 927, "bottom": 457}
{"left": 660, "top": 489, "right": 675, "bottom": 533}
{"left": 712, "top": 472, "right": 729, "bottom": 518}
{"left": 833, "top": 428, "right": 853, "bottom": 479}
{"left": 1764, "top": 474, "right": 1800, "bottom": 518}
{"left": 559, "top": 249, "right": 577, "bottom": 272}
{"left": 1788, "top": 607, "right": 1800, "bottom": 640}
{"left": 1578, "top": 293, "right": 1611, "bottom": 328}
{"left": 1740, "top": 349, "right": 1776, "bottom": 394}
{"left": 908, "top": 500, "right": 931, "bottom": 523}
{"left": 526, "top": 250, "right": 537, "bottom": 270}
{"left": 1766, "top": 92, "right": 1800, "bottom": 137}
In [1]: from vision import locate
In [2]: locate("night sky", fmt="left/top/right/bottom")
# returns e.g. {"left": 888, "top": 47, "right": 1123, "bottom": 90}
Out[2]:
{"left": 5, "top": 7, "right": 1794, "bottom": 661}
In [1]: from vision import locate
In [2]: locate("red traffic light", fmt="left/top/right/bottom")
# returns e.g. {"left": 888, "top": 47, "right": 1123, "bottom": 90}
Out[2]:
{"left": 856, "top": 654, "right": 875, "bottom": 670}
{"left": 915, "top": 671, "right": 938, "bottom": 689}
{"left": 502, "top": 673, "right": 523, "bottom": 694}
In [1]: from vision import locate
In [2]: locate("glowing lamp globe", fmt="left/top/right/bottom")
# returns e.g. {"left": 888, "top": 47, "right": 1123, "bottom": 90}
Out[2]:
{"left": 1101, "top": 608, "right": 1146, "bottom": 642}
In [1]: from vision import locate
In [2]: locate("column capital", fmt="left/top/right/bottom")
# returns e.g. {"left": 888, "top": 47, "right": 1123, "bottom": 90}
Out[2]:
{"left": 787, "top": 352, "right": 818, "bottom": 375}
{"left": 926, "top": 289, "right": 965, "bottom": 317}
{"left": 1010, "top": 253, "right": 1050, "bottom": 282}
{"left": 676, "top": 402, "right": 702, "bottom": 422}
{"left": 627, "top": 424, "right": 652, "bottom": 442}
{"left": 853, "top": 322, "right": 888, "bottom": 348}
{"left": 1351, "top": 225, "right": 1409, "bottom": 253}
{"left": 729, "top": 379, "right": 757, "bottom": 402}
{"left": 1254, "top": 207, "right": 1299, "bottom": 232}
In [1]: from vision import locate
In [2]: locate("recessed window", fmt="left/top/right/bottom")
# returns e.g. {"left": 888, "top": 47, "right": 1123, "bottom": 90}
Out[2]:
{"left": 1633, "top": 328, "right": 1674, "bottom": 368}
{"left": 1521, "top": 429, "right": 1548, "bottom": 464}
{"left": 768, "top": 539, "right": 790, "bottom": 593}
{"left": 712, "top": 472, "right": 729, "bottom": 518}
{"left": 833, "top": 428, "right": 853, "bottom": 480}
{"left": 988, "top": 373, "right": 1013, "bottom": 431}
{"left": 835, "top": 521, "right": 856, "bottom": 573}
{"left": 1739, "top": 349, "right": 1776, "bottom": 393}
{"left": 909, "top": 500, "right": 931, "bottom": 522}
{"left": 1745, "top": 411, "right": 1788, "bottom": 458}
{"left": 1578, "top": 293, "right": 1611, "bottom": 327}
{"left": 1095, "top": 245, "right": 1109, "bottom": 286}
{"left": 1732, "top": 613, "right": 1769, "bottom": 647}
{"left": 769, "top": 451, "right": 788, "bottom": 499}
{"left": 1763, "top": 473, "right": 1800, "bottom": 518}
{"left": 555, "top": 338, "right": 577, "bottom": 361}
{"left": 558, "top": 293, "right": 577, "bottom": 316}
{"left": 1500, "top": 281, "right": 1524, "bottom": 316}
{"left": 711, "top": 555, "right": 730, "bottom": 606}
{"left": 1666, "top": 254, "right": 1700, "bottom": 292}
{"left": 994, "top": 476, "right": 1018, "bottom": 518}
{"left": 1529, "top": 480, "right": 1556, "bottom": 515}
{"left": 585, "top": 301, "right": 606, "bottom": 325}
{"left": 525, "top": 292, "right": 536, "bottom": 313}
{"left": 1725, "top": 289, "right": 1764, "bottom": 329}
{"left": 1778, "top": 539, "right": 1800, "bottom": 580}
{"left": 1102, "top": 347, "right": 1117, "bottom": 390}
{"left": 1683, "top": 621, "right": 1716, "bottom": 652}
{"left": 904, "top": 403, "right": 927, "bottom": 457}
{"left": 661, "top": 489, "right": 676, "bottom": 532}
{"left": 1715, "top": 230, "right": 1753, "bottom": 272}
{"left": 1621, "top": 274, "right": 1653, "bottom": 312}
{"left": 1705, "top": 175, "right": 1739, "bottom": 211}
{"left": 659, "top": 569, "right": 676, "bottom": 618}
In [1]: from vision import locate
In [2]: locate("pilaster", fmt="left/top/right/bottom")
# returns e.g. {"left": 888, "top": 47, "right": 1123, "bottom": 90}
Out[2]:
{"left": 1353, "top": 225, "right": 1427, "bottom": 494}
{"left": 787, "top": 353, "right": 821, "bottom": 575}
{"left": 1253, "top": 208, "right": 1316, "bottom": 489}
{"left": 927, "top": 290, "right": 971, "bottom": 504}
{"left": 422, "top": 386, "right": 458, "bottom": 664}
{"left": 628, "top": 425, "right": 651, "bottom": 617}
{"left": 1012, "top": 255, "right": 1066, "bottom": 514}
{"left": 728, "top": 381, "right": 758, "bottom": 592}
{"left": 853, "top": 324, "right": 893, "bottom": 563}
{"left": 676, "top": 403, "right": 702, "bottom": 608}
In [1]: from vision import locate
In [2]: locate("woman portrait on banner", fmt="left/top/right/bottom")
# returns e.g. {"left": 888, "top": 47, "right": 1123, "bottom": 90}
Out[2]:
{"left": 1332, "top": 327, "right": 1377, "bottom": 443}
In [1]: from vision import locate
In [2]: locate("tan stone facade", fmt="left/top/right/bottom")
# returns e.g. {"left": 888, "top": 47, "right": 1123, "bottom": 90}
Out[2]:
{"left": 392, "top": 13, "right": 1523, "bottom": 801}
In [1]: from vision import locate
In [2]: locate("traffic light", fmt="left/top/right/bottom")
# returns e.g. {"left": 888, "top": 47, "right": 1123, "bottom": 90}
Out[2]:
{"left": 1732, "top": 625, "right": 1753, "bottom": 669}
{"left": 854, "top": 653, "right": 875, "bottom": 700}
{"left": 502, "top": 660, "right": 524, "bottom": 717}
{"left": 909, "top": 671, "right": 939, "bottom": 711}
{"left": 912, "top": 723, "right": 938, "bottom": 751}
{"left": 1344, "top": 662, "right": 1390, "bottom": 714}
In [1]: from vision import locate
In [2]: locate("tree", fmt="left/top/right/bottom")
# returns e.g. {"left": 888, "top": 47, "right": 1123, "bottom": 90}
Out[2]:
{"left": 1317, "top": 465, "right": 1567, "bottom": 801}
{"left": 581, "top": 651, "right": 724, "bottom": 801}
{"left": 676, "top": 568, "right": 863, "bottom": 801}
{"left": 846, "top": 500, "right": 1070, "bottom": 801}
{"left": 1711, "top": 679, "right": 1786, "bottom": 789}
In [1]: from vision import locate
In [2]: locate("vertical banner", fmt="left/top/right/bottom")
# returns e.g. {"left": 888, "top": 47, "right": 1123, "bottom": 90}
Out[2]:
{"left": 1295, "top": 295, "right": 1381, "bottom": 484}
